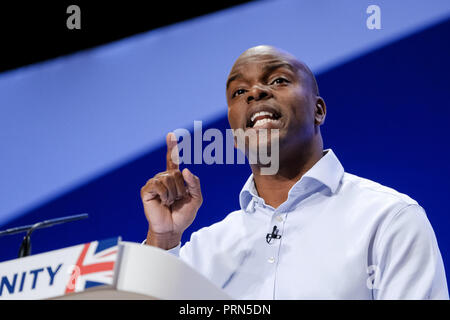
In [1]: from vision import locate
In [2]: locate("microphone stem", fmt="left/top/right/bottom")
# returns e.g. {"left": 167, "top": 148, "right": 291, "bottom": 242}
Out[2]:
{"left": 18, "top": 221, "right": 45, "bottom": 258}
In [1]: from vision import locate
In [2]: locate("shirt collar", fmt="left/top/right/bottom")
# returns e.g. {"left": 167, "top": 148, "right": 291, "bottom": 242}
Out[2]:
{"left": 239, "top": 148, "right": 344, "bottom": 213}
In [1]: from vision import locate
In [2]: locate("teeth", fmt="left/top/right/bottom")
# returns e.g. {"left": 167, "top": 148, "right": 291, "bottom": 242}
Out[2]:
{"left": 251, "top": 111, "right": 274, "bottom": 122}
{"left": 253, "top": 118, "right": 281, "bottom": 128}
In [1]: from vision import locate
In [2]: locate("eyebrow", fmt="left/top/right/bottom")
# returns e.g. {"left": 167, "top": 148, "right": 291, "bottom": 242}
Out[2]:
{"left": 226, "top": 62, "right": 297, "bottom": 89}
{"left": 226, "top": 73, "right": 243, "bottom": 89}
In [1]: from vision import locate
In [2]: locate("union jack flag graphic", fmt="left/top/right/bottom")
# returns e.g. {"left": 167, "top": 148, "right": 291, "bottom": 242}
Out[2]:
{"left": 65, "top": 237, "right": 119, "bottom": 294}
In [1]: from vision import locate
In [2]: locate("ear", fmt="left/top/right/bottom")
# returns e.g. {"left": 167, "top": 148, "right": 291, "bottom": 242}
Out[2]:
{"left": 314, "top": 97, "right": 327, "bottom": 126}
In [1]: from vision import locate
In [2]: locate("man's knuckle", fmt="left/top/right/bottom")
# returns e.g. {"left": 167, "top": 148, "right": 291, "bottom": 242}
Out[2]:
{"left": 174, "top": 170, "right": 183, "bottom": 178}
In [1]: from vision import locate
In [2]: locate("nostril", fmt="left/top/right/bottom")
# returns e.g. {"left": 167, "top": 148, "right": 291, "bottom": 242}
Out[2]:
{"left": 247, "top": 87, "right": 270, "bottom": 103}
{"left": 258, "top": 92, "right": 268, "bottom": 100}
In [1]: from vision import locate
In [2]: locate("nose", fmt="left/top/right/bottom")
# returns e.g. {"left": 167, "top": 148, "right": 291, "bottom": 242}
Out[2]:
{"left": 247, "top": 85, "right": 271, "bottom": 104}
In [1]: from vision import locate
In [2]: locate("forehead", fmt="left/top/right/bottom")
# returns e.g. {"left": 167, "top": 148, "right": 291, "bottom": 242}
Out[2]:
{"left": 227, "top": 53, "right": 303, "bottom": 88}
{"left": 231, "top": 53, "right": 298, "bottom": 74}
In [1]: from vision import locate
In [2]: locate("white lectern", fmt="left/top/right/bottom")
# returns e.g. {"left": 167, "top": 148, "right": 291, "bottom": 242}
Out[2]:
{"left": 0, "top": 238, "right": 230, "bottom": 300}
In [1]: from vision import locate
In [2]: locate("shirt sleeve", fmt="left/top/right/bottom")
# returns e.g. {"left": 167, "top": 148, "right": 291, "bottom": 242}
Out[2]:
{"left": 373, "top": 204, "right": 449, "bottom": 299}
{"left": 140, "top": 239, "right": 181, "bottom": 257}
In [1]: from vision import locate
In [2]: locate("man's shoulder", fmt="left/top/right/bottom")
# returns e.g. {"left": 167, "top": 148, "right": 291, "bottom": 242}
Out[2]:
{"left": 338, "top": 173, "right": 433, "bottom": 255}
{"left": 341, "top": 172, "right": 419, "bottom": 207}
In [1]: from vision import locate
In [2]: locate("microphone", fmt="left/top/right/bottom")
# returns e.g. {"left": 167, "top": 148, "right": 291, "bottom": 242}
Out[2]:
{"left": 266, "top": 225, "right": 281, "bottom": 244}
{"left": 0, "top": 213, "right": 89, "bottom": 258}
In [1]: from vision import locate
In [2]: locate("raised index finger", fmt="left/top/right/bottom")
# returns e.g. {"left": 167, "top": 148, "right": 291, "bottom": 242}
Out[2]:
{"left": 166, "top": 132, "right": 180, "bottom": 171}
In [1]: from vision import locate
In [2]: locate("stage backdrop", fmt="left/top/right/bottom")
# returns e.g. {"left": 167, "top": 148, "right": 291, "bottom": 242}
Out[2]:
{"left": 1, "top": 0, "right": 449, "bottom": 288}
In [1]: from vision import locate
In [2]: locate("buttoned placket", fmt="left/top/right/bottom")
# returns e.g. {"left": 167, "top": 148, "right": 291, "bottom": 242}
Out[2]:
{"left": 270, "top": 207, "right": 290, "bottom": 299}
{"left": 245, "top": 180, "right": 313, "bottom": 299}
{"left": 266, "top": 211, "right": 285, "bottom": 263}
{"left": 252, "top": 197, "right": 287, "bottom": 299}
{"left": 269, "top": 183, "right": 311, "bottom": 299}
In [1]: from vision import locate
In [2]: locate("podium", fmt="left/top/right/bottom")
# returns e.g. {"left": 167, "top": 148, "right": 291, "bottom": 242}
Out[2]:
{"left": 0, "top": 238, "right": 231, "bottom": 300}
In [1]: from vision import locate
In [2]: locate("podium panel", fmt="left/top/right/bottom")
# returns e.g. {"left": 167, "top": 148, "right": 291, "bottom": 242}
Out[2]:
{"left": 0, "top": 238, "right": 230, "bottom": 300}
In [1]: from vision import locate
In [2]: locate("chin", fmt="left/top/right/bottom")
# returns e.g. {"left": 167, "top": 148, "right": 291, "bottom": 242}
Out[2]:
{"left": 244, "top": 130, "right": 281, "bottom": 166}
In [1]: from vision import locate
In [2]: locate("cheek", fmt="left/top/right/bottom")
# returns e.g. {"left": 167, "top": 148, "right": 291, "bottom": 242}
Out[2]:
{"left": 282, "top": 91, "right": 312, "bottom": 122}
{"left": 227, "top": 108, "right": 240, "bottom": 129}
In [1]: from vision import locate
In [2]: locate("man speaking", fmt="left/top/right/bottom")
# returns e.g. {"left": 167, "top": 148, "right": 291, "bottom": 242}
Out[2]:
{"left": 140, "top": 45, "right": 448, "bottom": 299}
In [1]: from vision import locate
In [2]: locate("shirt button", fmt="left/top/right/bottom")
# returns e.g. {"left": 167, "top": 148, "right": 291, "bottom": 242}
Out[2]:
{"left": 276, "top": 215, "right": 283, "bottom": 222}
{"left": 268, "top": 257, "right": 275, "bottom": 263}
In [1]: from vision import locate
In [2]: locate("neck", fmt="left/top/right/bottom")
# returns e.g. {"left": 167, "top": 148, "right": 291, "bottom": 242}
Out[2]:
{"left": 251, "top": 138, "right": 324, "bottom": 209}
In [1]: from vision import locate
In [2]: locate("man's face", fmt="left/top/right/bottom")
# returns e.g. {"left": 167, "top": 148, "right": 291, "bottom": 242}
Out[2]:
{"left": 226, "top": 49, "right": 318, "bottom": 155}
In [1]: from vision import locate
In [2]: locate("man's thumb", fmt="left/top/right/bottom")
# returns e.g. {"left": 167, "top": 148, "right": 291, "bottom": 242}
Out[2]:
{"left": 182, "top": 168, "right": 202, "bottom": 199}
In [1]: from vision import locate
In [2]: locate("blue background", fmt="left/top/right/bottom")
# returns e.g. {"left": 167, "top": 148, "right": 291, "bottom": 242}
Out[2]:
{"left": 0, "top": 1, "right": 449, "bottom": 289}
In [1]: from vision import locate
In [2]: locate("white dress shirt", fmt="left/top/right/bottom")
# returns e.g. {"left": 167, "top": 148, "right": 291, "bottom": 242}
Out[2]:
{"left": 153, "top": 149, "right": 449, "bottom": 299}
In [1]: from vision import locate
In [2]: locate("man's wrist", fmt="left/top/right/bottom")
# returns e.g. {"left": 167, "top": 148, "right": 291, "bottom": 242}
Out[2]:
{"left": 146, "top": 229, "right": 181, "bottom": 250}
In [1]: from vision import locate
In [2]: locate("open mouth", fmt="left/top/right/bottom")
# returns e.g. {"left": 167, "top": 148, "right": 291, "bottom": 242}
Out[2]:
{"left": 246, "top": 110, "right": 282, "bottom": 129}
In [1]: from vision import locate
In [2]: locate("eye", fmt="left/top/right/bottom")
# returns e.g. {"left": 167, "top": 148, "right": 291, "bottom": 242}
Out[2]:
{"left": 232, "top": 88, "right": 246, "bottom": 98}
{"left": 270, "top": 77, "right": 289, "bottom": 85}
